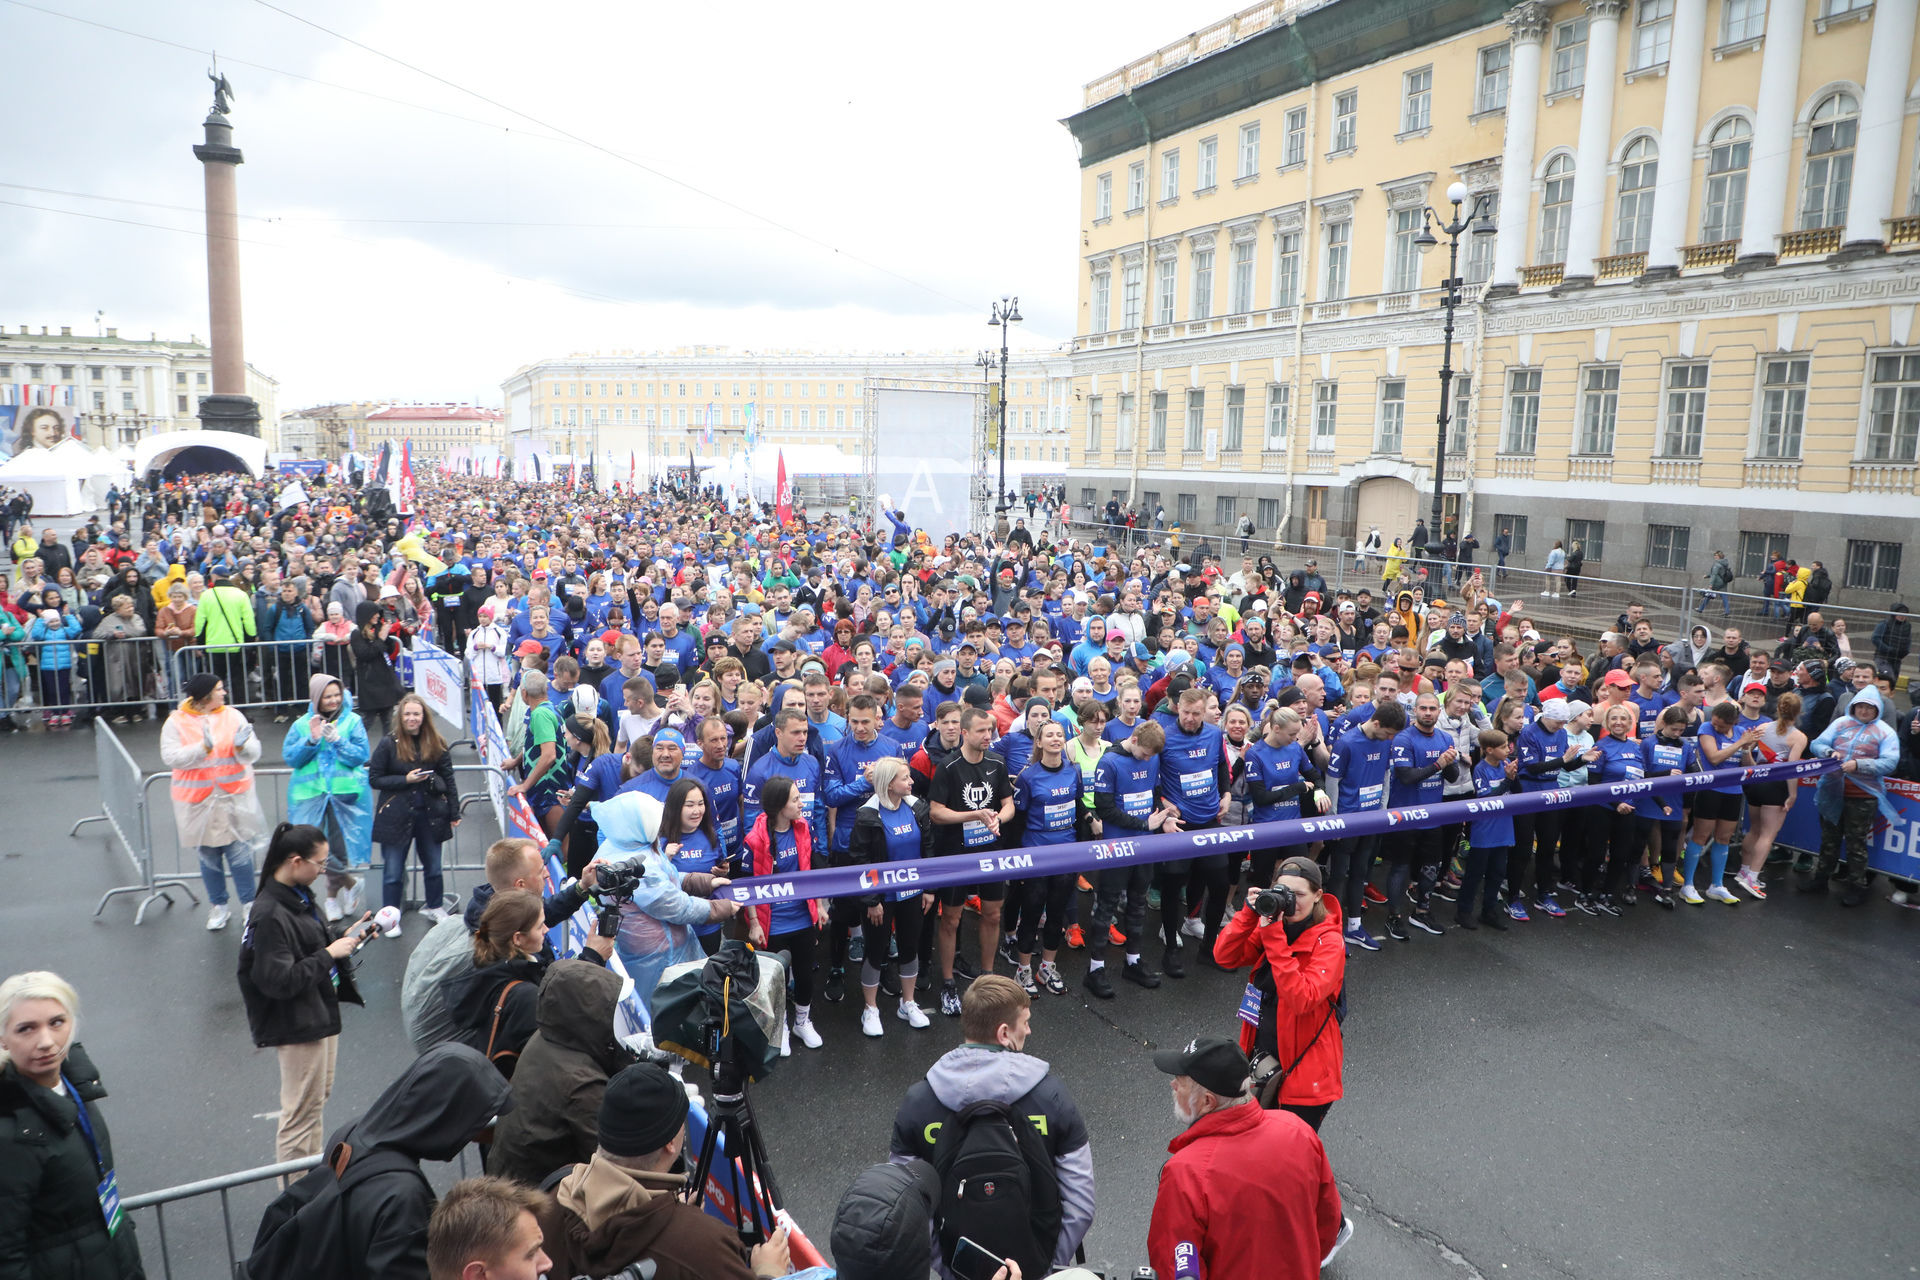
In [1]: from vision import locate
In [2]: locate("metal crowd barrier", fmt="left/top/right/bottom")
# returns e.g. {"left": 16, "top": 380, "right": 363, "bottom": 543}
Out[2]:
{"left": 1, "top": 634, "right": 172, "bottom": 723}
{"left": 72, "top": 719, "right": 199, "bottom": 924}
{"left": 168, "top": 638, "right": 358, "bottom": 714}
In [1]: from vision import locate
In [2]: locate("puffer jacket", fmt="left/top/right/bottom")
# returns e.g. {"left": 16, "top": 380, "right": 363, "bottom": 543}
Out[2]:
{"left": 0, "top": 1044, "right": 146, "bottom": 1280}
{"left": 237, "top": 876, "right": 364, "bottom": 1048}
{"left": 1214, "top": 907, "right": 1345, "bottom": 1107}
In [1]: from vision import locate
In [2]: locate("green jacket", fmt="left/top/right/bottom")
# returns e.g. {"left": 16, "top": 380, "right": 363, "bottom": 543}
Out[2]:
{"left": 193, "top": 584, "right": 257, "bottom": 652}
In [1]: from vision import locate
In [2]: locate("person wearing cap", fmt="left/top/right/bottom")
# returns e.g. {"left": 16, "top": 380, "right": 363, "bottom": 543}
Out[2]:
{"left": 162, "top": 670, "right": 266, "bottom": 930}
{"left": 1147, "top": 1032, "right": 1346, "bottom": 1280}
{"left": 533, "top": 1062, "right": 782, "bottom": 1280}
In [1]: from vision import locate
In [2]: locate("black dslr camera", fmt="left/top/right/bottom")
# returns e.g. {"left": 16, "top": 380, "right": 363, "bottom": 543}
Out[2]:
{"left": 1254, "top": 883, "right": 1297, "bottom": 921}
{"left": 585, "top": 861, "right": 647, "bottom": 938}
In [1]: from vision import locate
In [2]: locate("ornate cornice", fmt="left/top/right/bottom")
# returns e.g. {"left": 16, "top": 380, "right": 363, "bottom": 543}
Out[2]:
{"left": 1505, "top": 0, "right": 1552, "bottom": 43}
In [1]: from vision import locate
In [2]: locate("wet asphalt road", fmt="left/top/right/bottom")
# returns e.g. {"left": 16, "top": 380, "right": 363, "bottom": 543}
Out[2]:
{"left": 6, "top": 716, "right": 1918, "bottom": 1279}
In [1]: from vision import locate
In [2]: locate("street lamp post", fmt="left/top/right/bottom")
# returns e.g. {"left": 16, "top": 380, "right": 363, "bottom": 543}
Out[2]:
{"left": 982, "top": 295, "right": 1021, "bottom": 518}
{"left": 1414, "top": 182, "right": 1498, "bottom": 545}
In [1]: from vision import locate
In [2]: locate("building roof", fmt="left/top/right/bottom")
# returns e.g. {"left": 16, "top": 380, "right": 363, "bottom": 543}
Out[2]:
{"left": 366, "top": 405, "right": 502, "bottom": 421}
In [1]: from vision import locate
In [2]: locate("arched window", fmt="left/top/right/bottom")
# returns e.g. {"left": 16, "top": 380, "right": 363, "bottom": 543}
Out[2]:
{"left": 1701, "top": 117, "right": 1751, "bottom": 243}
{"left": 1799, "top": 92, "right": 1857, "bottom": 230}
{"left": 1614, "top": 137, "right": 1658, "bottom": 253}
{"left": 1539, "top": 155, "right": 1574, "bottom": 263}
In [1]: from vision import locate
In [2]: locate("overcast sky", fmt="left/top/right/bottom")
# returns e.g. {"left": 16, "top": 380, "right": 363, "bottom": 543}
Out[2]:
{"left": 2, "top": 0, "right": 1200, "bottom": 410}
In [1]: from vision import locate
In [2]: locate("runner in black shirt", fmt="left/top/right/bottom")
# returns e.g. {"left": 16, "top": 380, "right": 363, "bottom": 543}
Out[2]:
{"left": 928, "top": 705, "right": 1015, "bottom": 1017}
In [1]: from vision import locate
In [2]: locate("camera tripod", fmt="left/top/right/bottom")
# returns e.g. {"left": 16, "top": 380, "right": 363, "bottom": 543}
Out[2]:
{"left": 685, "top": 1039, "right": 784, "bottom": 1248}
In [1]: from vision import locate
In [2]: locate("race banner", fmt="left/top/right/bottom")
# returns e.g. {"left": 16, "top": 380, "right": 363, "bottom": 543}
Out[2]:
{"left": 718, "top": 757, "right": 1839, "bottom": 905}
{"left": 409, "top": 640, "right": 464, "bottom": 730}
{"left": 1771, "top": 773, "right": 1920, "bottom": 880}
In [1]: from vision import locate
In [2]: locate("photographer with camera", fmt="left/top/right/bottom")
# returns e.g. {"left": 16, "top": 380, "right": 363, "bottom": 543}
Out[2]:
{"left": 1211, "top": 857, "right": 1345, "bottom": 1132}
{"left": 533, "top": 1062, "right": 789, "bottom": 1280}
{"left": 590, "top": 789, "right": 741, "bottom": 1011}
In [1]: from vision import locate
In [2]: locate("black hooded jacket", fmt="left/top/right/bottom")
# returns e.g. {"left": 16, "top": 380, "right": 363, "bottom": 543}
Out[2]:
{"left": 327, "top": 1043, "right": 513, "bottom": 1280}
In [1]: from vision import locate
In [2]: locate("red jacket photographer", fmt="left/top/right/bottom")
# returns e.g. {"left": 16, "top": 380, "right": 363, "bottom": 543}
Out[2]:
{"left": 1213, "top": 903, "right": 1345, "bottom": 1109}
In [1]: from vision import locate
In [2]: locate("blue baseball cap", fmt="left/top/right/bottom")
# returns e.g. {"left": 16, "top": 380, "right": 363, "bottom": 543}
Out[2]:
{"left": 652, "top": 727, "right": 686, "bottom": 751}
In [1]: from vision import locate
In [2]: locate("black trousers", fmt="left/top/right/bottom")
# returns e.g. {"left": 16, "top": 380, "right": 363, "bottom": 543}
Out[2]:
{"left": 1012, "top": 874, "right": 1075, "bottom": 955}
{"left": 859, "top": 897, "right": 926, "bottom": 985}
{"left": 768, "top": 925, "right": 818, "bottom": 1007}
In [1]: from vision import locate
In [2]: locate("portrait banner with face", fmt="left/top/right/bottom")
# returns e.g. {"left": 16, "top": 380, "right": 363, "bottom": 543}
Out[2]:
{"left": 0, "top": 404, "right": 78, "bottom": 460}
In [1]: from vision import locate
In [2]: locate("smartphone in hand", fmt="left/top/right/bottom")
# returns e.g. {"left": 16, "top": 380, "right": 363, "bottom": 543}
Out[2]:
{"left": 951, "top": 1237, "right": 1007, "bottom": 1280}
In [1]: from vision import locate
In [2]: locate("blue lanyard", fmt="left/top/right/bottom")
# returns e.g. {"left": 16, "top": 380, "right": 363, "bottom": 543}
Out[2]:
{"left": 62, "top": 1075, "right": 108, "bottom": 1178}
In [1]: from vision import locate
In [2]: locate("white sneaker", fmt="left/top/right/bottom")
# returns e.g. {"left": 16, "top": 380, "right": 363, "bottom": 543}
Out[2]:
{"left": 419, "top": 906, "right": 449, "bottom": 924}
{"left": 897, "top": 1000, "right": 930, "bottom": 1029}
{"left": 1680, "top": 884, "right": 1706, "bottom": 906}
{"left": 1705, "top": 885, "right": 1740, "bottom": 905}
{"left": 381, "top": 917, "right": 403, "bottom": 938}
{"left": 793, "top": 1016, "right": 823, "bottom": 1050}
{"left": 861, "top": 1006, "right": 884, "bottom": 1038}
{"left": 339, "top": 881, "right": 362, "bottom": 916}
{"left": 1540, "top": 590, "right": 1550, "bottom": 597}
{"left": 322, "top": 892, "right": 343, "bottom": 923}
{"left": 1179, "top": 916, "right": 1206, "bottom": 940}
{"left": 779, "top": 1020, "right": 791, "bottom": 1058}
{"left": 206, "top": 903, "right": 231, "bottom": 931}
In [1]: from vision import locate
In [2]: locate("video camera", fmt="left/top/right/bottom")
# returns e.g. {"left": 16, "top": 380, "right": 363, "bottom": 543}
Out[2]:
{"left": 584, "top": 860, "right": 648, "bottom": 939}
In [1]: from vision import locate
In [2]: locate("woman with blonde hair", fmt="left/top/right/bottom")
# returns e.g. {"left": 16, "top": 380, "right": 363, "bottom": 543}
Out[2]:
{"left": 160, "top": 671, "right": 266, "bottom": 930}
{"left": 369, "top": 692, "right": 458, "bottom": 933}
{"left": 846, "top": 756, "right": 936, "bottom": 1035}
{"left": 0, "top": 970, "right": 145, "bottom": 1279}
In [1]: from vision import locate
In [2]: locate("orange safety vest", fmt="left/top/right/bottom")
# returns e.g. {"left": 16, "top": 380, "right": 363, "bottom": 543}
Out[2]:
{"left": 172, "top": 710, "right": 251, "bottom": 805}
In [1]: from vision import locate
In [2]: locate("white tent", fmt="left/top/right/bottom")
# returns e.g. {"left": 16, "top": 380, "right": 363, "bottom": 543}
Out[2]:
{"left": 132, "top": 429, "right": 269, "bottom": 480}
{"left": 0, "top": 439, "right": 124, "bottom": 515}
{"left": 704, "top": 444, "right": 859, "bottom": 503}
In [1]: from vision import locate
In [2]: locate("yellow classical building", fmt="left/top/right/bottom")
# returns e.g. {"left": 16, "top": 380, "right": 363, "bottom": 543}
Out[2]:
{"left": 1063, "top": 0, "right": 1915, "bottom": 595}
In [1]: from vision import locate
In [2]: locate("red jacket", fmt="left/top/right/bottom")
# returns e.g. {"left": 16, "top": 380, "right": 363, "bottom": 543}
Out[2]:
{"left": 742, "top": 813, "right": 820, "bottom": 936}
{"left": 1213, "top": 908, "right": 1345, "bottom": 1106}
{"left": 1147, "top": 1102, "right": 1343, "bottom": 1280}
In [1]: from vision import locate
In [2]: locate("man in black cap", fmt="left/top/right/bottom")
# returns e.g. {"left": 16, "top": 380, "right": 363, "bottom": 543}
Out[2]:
{"left": 829, "top": 1160, "right": 943, "bottom": 1280}
{"left": 1147, "top": 1036, "right": 1348, "bottom": 1280}
{"left": 533, "top": 1062, "right": 787, "bottom": 1280}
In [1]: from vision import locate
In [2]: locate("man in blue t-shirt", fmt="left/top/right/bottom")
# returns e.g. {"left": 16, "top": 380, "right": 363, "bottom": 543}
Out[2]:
{"left": 742, "top": 708, "right": 825, "bottom": 836}
{"left": 1153, "top": 686, "right": 1230, "bottom": 979}
{"left": 1323, "top": 699, "right": 1408, "bottom": 952}
{"left": 1384, "top": 692, "right": 1464, "bottom": 938}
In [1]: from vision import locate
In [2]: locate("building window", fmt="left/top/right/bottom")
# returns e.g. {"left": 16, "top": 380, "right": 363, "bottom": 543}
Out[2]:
{"left": 1376, "top": 380, "right": 1406, "bottom": 453}
{"left": 1845, "top": 540, "right": 1902, "bottom": 592}
{"left": 1224, "top": 386, "right": 1246, "bottom": 450}
{"left": 1551, "top": 18, "right": 1589, "bottom": 93}
{"left": 1257, "top": 497, "right": 1281, "bottom": 528}
{"left": 1238, "top": 122, "right": 1261, "bottom": 179}
{"left": 1663, "top": 362, "right": 1709, "bottom": 456}
{"left": 1739, "top": 531, "right": 1790, "bottom": 577}
{"left": 1389, "top": 207, "right": 1423, "bottom": 293}
{"left": 1266, "top": 383, "right": 1290, "bottom": 448}
{"left": 1402, "top": 67, "right": 1432, "bottom": 133}
{"left": 1117, "top": 393, "right": 1136, "bottom": 450}
{"left": 1274, "top": 231, "right": 1301, "bottom": 306}
{"left": 1095, "top": 172, "right": 1112, "bottom": 220}
{"left": 1820, "top": 0, "right": 1871, "bottom": 14}
{"left": 1465, "top": 193, "right": 1499, "bottom": 282}
{"left": 1646, "top": 524, "right": 1691, "bottom": 570}
{"left": 1800, "top": 93, "right": 1857, "bottom": 230}
{"left": 1496, "top": 514, "right": 1530, "bottom": 556}
{"left": 1332, "top": 90, "right": 1358, "bottom": 152}
{"left": 1082, "top": 487, "right": 1099, "bottom": 509}
{"left": 1702, "top": 118, "right": 1751, "bottom": 243}
{"left": 1633, "top": 0, "right": 1674, "bottom": 68}
{"left": 120, "top": 391, "right": 135, "bottom": 411}
{"left": 1757, "top": 357, "right": 1808, "bottom": 458}
{"left": 1449, "top": 375, "right": 1472, "bottom": 453}
{"left": 177, "top": 395, "right": 188, "bottom": 413}
{"left": 1229, "top": 239, "right": 1255, "bottom": 313}
{"left": 1868, "top": 351, "right": 1920, "bottom": 461}
{"left": 1539, "top": 155, "right": 1574, "bottom": 263}
{"left": 1087, "top": 396, "right": 1103, "bottom": 450}
{"left": 1156, "top": 258, "right": 1177, "bottom": 325}
{"left": 1177, "top": 494, "right": 1199, "bottom": 525}
{"left": 1477, "top": 43, "right": 1511, "bottom": 113}
{"left": 1091, "top": 267, "right": 1111, "bottom": 332}
{"left": 25, "top": 364, "right": 41, "bottom": 379}
{"left": 1504, "top": 368, "right": 1542, "bottom": 454}
{"left": 1197, "top": 137, "right": 1218, "bottom": 191}
{"left": 1210, "top": 495, "right": 1234, "bottom": 526}
{"left": 1127, "top": 162, "right": 1146, "bottom": 211}
{"left": 1323, "top": 220, "right": 1350, "bottom": 299}
{"left": 1566, "top": 519, "right": 1606, "bottom": 563}
{"left": 1184, "top": 389, "right": 1206, "bottom": 450}
{"left": 1723, "top": 0, "right": 1767, "bottom": 42}
{"left": 1150, "top": 392, "right": 1169, "bottom": 451}
{"left": 196, "top": 371, "right": 208, "bottom": 386}
{"left": 1283, "top": 107, "right": 1307, "bottom": 167}
{"left": 1161, "top": 150, "right": 1181, "bottom": 202}
{"left": 1615, "top": 137, "right": 1658, "bottom": 253}
{"left": 1312, "top": 381, "right": 1339, "bottom": 449}
{"left": 1190, "top": 248, "right": 1214, "bottom": 320}
{"left": 1121, "top": 261, "right": 1144, "bottom": 328}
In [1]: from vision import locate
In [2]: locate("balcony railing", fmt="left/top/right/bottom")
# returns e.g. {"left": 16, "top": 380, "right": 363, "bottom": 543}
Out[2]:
{"left": 1444, "top": 455, "right": 1467, "bottom": 483}
{"left": 1742, "top": 460, "right": 1800, "bottom": 489}
{"left": 1850, "top": 462, "right": 1917, "bottom": 493}
{"left": 1596, "top": 251, "right": 1645, "bottom": 280}
{"left": 1312, "top": 301, "right": 1348, "bottom": 321}
{"left": 1779, "top": 226, "right": 1842, "bottom": 259}
{"left": 1260, "top": 451, "right": 1290, "bottom": 473}
{"left": 1568, "top": 457, "right": 1613, "bottom": 482}
{"left": 1682, "top": 239, "right": 1739, "bottom": 269}
{"left": 1520, "top": 263, "right": 1564, "bottom": 289}
{"left": 1887, "top": 215, "right": 1920, "bottom": 250}
{"left": 1494, "top": 454, "right": 1535, "bottom": 479}
{"left": 1651, "top": 458, "right": 1701, "bottom": 484}
{"left": 1304, "top": 451, "right": 1337, "bottom": 474}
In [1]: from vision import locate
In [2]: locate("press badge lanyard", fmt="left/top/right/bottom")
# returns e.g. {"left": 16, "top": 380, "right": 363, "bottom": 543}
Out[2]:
{"left": 62, "top": 1075, "right": 123, "bottom": 1237}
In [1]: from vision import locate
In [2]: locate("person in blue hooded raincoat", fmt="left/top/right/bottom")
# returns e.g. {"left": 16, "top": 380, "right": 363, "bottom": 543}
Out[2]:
{"left": 284, "top": 671, "right": 374, "bottom": 922}
{"left": 1803, "top": 685, "right": 1902, "bottom": 906}
{"left": 586, "top": 789, "right": 741, "bottom": 1011}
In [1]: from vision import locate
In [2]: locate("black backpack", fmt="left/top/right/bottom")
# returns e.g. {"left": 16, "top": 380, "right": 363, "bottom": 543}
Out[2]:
{"left": 928, "top": 1099, "right": 1061, "bottom": 1280}
{"left": 242, "top": 1142, "right": 428, "bottom": 1280}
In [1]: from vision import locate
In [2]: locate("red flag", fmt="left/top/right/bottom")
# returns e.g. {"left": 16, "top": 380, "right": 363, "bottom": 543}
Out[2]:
{"left": 629, "top": 451, "right": 637, "bottom": 490}
{"left": 775, "top": 449, "right": 792, "bottom": 526}
{"left": 397, "top": 440, "right": 417, "bottom": 515}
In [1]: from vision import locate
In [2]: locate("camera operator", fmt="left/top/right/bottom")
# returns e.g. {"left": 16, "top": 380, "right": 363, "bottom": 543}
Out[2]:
{"left": 533, "top": 1062, "right": 789, "bottom": 1280}
{"left": 1211, "top": 857, "right": 1345, "bottom": 1132}
{"left": 1147, "top": 1036, "right": 1346, "bottom": 1280}
{"left": 590, "top": 789, "right": 741, "bottom": 1010}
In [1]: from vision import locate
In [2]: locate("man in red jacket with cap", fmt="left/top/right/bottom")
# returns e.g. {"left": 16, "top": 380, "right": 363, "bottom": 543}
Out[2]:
{"left": 1146, "top": 1036, "right": 1348, "bottom": 1280}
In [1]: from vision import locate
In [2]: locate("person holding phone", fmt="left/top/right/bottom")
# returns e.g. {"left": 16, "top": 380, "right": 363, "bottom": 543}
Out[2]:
{"left": 369, "top": 693, "right": 458, "bottom": 933}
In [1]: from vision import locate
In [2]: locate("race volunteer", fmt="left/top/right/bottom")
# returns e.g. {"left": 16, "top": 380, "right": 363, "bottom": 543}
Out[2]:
{"left": 1155, "top": 687, "right": 1231, "bottom": 979}
{"left": 928, "top": 706, "right": 1015, "bottom": 1019}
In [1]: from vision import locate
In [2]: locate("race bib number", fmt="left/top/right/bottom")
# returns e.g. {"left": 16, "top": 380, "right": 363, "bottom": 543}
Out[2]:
{"left": 963, "top": 819, "right": 994, "bottom": 848}
{"left": 1180, "top": 770, "right": 1212, "bottom": 798}
{"left": 1237, "top": 982, "right": 1262, "bottom": 1027}
{"left": 1357, "top": 782, "right": 1384, "bottom": 809}
{"left": 1122, "top": 789, "right": 1152, "bottom": 818}
{"left": 1043, "top": 801, "right": 1075, "bottom": 829}
{"left": 719, "top": 815, "right": 740, "bottom": 844}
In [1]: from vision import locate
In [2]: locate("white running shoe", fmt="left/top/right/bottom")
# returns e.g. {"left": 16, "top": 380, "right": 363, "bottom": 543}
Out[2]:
{"left": 206, "top": 903, "right": 231, "bottom": 931}
{"left": 1705, "top": 885, "right": 1740, "bottom": 905}
{"left": 1179, "top": 916, "right": 1206, "bottom": 940}
{"left": 793, "top": 1016, "right": 823, "bottom": 1050}
{"left": 897, "top": 1000, "right": 930, "bottom": 1028}
{"left": 1734, "top": 869, "right": 1767, "bottom": 901}
{"left": 339, "top": 881, "right": 362, "bottom": 917}
{"left": 861, "top": 1006, "right": 884, "bottom": 1038}
{"left": 779, "top": 1020, "right": 791, "bottom": 1057}
{"left": 1680, "top": 884, "right": 1706, "bottom": 906}
{"left": 419, "top": 906, "right": 450, "bottom": 924}
{"left": 323, "top": 892, "right": 343, "bottom": 923}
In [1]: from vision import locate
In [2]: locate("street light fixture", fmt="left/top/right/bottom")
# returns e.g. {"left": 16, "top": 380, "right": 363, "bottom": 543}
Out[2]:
{"left": 984, "top": 295, "right": 1021, "bottom": 517}
{"left": 1419, "top": 181, "right": 1497, "bottom": 546}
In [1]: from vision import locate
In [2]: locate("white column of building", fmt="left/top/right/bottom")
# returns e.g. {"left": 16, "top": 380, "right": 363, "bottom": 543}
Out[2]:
{"left": 1843, "top": 0, "right": 1919, "bottom": 248}
{"left": 1644, "top": 0, "right": 1710, "bottom": 273}
{"left": 1492, "top": 1, "right": 1552, "bottom": 288}
{"left": 1562, "top": 0, "right": 1627, "bottom": 280}
{"left": 1737, "top": 0, "right": 1808, "bottom": 259}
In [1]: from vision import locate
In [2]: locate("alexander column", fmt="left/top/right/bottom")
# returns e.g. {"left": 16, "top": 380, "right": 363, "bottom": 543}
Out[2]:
{"left": 192, "top": 72, "right": 260, "bottom": 435}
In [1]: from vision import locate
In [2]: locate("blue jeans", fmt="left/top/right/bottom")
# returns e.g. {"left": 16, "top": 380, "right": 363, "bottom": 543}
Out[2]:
{"left": 198, "top": 840, "right": 257, "bottom": 906}
{"left": 381, "top": 835, "right": 444, "bottom": 911}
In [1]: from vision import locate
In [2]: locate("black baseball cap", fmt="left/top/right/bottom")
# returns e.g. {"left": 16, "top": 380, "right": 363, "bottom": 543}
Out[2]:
{"left": 1153, "top": 1035, "right": 1250, "bottom": 1097}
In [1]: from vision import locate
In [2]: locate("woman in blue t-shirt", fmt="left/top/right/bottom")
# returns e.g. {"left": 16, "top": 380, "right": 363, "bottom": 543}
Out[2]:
{"left": 1581, "top": 703, "right": 1646, "bottom": 917}
{"left": 744, "top": 774, "right": 823, "bottom": 1054}
{"left": 1685, "top": 701, "right": 1760, "bottom": 906}
{"left": 1635, "top": 705, "right": 1696, "bottom": 908}
{"left": 656, "top": 777, "right": 727, "bottom": 952}
{"left": 1009, "top": 721, "right": 1083, "bottom": 998}
{"left": 846, "top": 757, "right": 936, "bottom": 1037}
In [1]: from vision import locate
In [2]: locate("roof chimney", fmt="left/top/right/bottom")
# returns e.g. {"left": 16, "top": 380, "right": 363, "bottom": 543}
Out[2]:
{"left": 60, "top": 326, "right": 71, "bottom": 337}
{"left": 105, "top": 327, "right": 117, "bottom": 338}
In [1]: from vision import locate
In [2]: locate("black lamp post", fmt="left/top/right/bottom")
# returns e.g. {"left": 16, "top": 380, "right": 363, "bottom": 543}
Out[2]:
{"left": 982, "top": 295, "right": 1021, "bottom": 514}
{"left": 1414, "top": 183, "right": 1497, "bottom": 543}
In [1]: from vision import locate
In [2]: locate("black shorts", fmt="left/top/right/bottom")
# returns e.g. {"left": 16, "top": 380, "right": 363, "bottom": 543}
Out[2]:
{"left": 1693, "top": 790, "right": 1744, "bottom": 822}
{"left": 939, "top": 881, "right": 1007, "bottom": 907}
{"left": 1743, "top": 781, "right": 1790, "bottom": 807}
